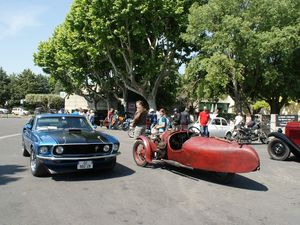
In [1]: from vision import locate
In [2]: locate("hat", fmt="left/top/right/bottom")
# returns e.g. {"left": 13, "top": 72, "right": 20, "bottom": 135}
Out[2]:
{"left": 149, "top": 108, "right": 155, "bottom": 113}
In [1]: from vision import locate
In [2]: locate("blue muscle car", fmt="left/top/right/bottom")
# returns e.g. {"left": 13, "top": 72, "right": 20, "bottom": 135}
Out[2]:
{"left": 22, "top": 114, "right": 120, "bottom": 177}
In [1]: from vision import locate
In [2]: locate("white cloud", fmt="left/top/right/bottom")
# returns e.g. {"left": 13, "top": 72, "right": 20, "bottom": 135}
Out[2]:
{"left": 0, "top": 6, "right": 46, "bottom": 39}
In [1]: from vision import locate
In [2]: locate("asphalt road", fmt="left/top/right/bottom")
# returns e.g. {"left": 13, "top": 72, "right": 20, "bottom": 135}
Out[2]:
{"left": 0, "top": 118, "right": 299, "bottom": 225}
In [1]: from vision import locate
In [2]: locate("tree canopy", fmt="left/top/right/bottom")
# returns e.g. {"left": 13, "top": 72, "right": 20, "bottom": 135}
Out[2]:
{"left": 182, "top": 0, "right": 300, "bottom": 113}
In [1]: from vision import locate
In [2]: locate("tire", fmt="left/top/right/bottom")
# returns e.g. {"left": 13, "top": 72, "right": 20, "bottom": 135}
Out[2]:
{"left": 128, "top": 127, "right": 135, "bottom": 138}
{"left": 22, "top": 140, "right": 30, "bottom": 157}
{"left": 225, "top": 132, "right": 232, "bottom": 140}
{"left": 212, "top": 172, "right": 235, "bottom": 184}
{"left": 259, "top": 132, "right": 269, "bottom": 144}
{"left": 268, "top": 138, "right": 291, "bottom": 161}
{"left": 132, "top": 140, "right": 148, "bottom": 167}
{"left": 30, "top": 149, "right": 48, "bottom": 177}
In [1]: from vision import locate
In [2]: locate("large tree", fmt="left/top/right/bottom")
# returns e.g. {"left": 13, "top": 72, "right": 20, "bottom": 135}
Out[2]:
{"left": 35, "top": 0, "right": 200, "bottom": 110}
{"left": 0, "top": 67, "right": 10, "bottom": 107}
{"left": 182, "top": 0, "right": 300, "bottom": 114}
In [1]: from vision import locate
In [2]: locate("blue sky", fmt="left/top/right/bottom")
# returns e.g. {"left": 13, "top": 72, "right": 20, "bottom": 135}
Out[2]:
{"left": 0, "top": 0, "right": 73, "bottom": 75}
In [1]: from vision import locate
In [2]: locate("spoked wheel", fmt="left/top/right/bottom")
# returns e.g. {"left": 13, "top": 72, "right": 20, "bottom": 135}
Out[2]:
{"left": 30, "top": 150, "right": 48, "bottom": 177}
{"left": 132, "top": 140, "right": 148, "bottom": 167}
{"left": 259, "top": 132, "right": 269, "bottom": 144}
{"left": 128, "top": 127, "right": 135, "bottom": 138}
{"left": 268, "top": 138, "right": 290, "bottom": 161}
{"left": 212, "top": 172, "right": 235, "bottom": 184}
{"left": 188, "top": 126, "right": 201, "bottom": 137}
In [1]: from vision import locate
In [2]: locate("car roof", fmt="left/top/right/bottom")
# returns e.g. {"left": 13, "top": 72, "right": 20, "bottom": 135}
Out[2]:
{"left": 36, "top": 113, "right": 86, "bottom": 119}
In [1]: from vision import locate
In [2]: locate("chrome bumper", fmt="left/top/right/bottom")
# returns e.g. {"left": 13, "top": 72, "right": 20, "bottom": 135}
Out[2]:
{"left": 37, "top": 152, "right": 120, "bottom": 161}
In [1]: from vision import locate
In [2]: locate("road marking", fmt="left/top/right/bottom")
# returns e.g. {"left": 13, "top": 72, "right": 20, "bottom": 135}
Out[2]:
{"left": 0, "top": 133, "right": 21, "bottom": 139}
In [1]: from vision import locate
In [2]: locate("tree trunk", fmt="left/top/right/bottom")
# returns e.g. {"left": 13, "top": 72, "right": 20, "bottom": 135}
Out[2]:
{"left": 146, "top": 96, "right": 156, "bottom": 111}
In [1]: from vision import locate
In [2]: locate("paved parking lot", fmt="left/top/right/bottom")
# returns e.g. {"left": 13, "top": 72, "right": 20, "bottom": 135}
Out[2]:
{"left": 0, "top": 118, "right": 299, "bottom": 225}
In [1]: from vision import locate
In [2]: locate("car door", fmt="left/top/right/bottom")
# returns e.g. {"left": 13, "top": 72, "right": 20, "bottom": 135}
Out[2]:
{"left": 209, "top": 118, "right": 222, "bottom": 137}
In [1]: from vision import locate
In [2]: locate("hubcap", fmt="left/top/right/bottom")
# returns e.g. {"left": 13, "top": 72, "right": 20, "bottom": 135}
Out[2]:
{"left": 273, "top": 143, "right": 284, "bottom": 155}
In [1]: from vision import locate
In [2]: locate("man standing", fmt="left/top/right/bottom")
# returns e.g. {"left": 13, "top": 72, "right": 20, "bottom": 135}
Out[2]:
{"left": 180, "top": 107, "right": 190, "bottom": 130}
{"left": 132, "top": 100, "right": 148, "bottom": 139}
{"left": 199, "top": 106, "right": 210, "bottom": 137}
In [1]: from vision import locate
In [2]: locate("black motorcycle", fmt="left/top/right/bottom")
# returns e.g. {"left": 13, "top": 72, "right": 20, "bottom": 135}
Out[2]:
{"left": 232, "top": 121, "right": 269, "bottom": 144}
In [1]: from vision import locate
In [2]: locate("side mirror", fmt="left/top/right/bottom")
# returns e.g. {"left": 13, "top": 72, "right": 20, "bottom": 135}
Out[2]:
{"left": 24, "top": 123, "right": 32, "bottom": 130}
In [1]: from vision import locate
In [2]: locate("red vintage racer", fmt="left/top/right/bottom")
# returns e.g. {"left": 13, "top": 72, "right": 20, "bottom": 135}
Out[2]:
{"left": 133, "top": 129, "right": 260, "bottom": 183}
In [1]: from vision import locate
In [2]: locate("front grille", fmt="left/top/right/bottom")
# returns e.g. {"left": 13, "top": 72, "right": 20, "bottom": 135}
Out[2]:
{"left": 53, "top": 144, "right": 112, "bottom": 155}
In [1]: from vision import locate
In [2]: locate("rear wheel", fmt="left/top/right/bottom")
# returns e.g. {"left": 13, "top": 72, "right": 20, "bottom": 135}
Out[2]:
{"left": 268, "top": 138, "right": 290, "bottom": 161}
{"left": 30, "top": 149, "right": 48, "bottom": 177}
{"left": 225, "top": 132, "right": 232, "bottom": 140}
{"left": 132, "top": 140, "right": 148, "bottom": 167}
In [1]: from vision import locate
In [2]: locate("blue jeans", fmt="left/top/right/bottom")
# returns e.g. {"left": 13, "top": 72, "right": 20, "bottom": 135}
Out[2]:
{"left": 200, "top": 126, "right": 209, "bottom": 137}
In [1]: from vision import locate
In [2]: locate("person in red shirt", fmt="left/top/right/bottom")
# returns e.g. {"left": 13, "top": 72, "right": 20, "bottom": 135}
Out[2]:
{"left": 199, "top": 106, "right": 210, "bottom": 137}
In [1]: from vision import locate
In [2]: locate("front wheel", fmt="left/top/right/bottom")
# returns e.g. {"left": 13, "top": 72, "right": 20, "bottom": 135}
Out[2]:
{"left": 128, "top": 127, "right": 134, "bottom": 138}
{"left": 268, "top": 138, "right": 290, "bottom": 161}
{"left": 132, "top": 140, "right": 148, "bottom": 167}
{"left": 30, "top": 150, "right": 48, "bottom": 177}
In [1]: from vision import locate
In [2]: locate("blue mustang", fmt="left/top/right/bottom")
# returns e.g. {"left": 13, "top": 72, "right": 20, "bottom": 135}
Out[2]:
{"left": 22, "top": 114, "right": 120, "bottom": 177}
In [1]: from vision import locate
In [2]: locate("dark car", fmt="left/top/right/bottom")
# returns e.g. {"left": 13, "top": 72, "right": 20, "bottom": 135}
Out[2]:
{"left": 268, "top": 122, "right": 300, "bottom": 160}
{"left": 22, "top": 114, "right": 120, "bottom": 177}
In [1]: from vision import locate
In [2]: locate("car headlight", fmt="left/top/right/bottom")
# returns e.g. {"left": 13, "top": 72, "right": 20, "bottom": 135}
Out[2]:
{"left": 112, "top": 144, "right": 119, "bottom": 152}
{"left": 103, "top": 145, "right": 110, "bottom": 152}
{"left": 39, "top": 146, "right": 49, "bottom": 154}
{"left": 55, "top": 146, "right": 64, "bottom": 154}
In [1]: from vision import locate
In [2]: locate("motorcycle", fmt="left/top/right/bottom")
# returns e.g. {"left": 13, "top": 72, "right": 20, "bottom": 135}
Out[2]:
{"left": 232, "top": 121, "right": 269, "bottom": 144}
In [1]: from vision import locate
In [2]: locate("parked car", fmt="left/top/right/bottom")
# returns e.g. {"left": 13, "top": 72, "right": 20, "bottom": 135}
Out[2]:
{"left": 12, "top": 107, "right": 29, "bottom": 115}
{"left": 0, "top": 108, "right": 9, "bottom": 114}
{"left": 189, "top": 117, "right": 234, "bottom": 139}
{"left": 267, "top": 121, "right": 300, "bottom": 160}
{"left": 22, "top": 114, "right": 120, "bottom": 177}
{"left": 133, "top": 129, "right": 260, "bottom": 184}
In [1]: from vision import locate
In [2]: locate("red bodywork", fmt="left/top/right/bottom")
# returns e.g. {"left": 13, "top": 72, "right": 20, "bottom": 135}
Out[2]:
{"left": 137, "top": 130, "right": 260, "bottom": 173}
{"left": 285, "top": 122, "right": 300, "bottom": 146}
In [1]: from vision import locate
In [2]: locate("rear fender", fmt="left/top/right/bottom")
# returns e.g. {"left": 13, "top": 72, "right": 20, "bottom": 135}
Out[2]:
{"left": 268, "top": 132, "right": 300, "bottom": 154}
{"left": 137, "top": 135, "right": 157, "bottom": 163}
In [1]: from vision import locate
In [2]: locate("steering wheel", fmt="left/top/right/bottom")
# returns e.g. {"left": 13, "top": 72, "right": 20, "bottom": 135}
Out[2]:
{"left": 188, "top": 126, "right": 201, "bottom": 137}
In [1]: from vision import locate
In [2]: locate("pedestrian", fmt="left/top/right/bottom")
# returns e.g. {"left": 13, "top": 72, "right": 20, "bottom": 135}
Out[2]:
{"left": 131, "top": 100, "right": 148, "bottom": 139}
{"left": 211, "top": 108, "right": 219, "bottom": 120}
{"left": 179, "top": 107, "right": 190, "bottom": 130}
{"left": 107, "top": 108, "right": 114, "bottom": 129}
{"left": 171, "top": 108, "right": 181, "bottom": 130}
{"left": 234, "top": 112, "right": 244, "bottom": 128}
{"left": 89, "top": 110, "right": 95, "bottom": 125}
{"left": 148, "top": 108, "right": 158, "bottom": 129}
{"left": 152, "top": 108, "right": 168, "bottom": 135}
{"left": 199, "top": 106, "right": 210, "bottom": 137}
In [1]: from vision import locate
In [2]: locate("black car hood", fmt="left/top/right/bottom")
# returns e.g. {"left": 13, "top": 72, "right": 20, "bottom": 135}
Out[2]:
{"left": 36, "top": 129, "right": 111, "bottom": 145}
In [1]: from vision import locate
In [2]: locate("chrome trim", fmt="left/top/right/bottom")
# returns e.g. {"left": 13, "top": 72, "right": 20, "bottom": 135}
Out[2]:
{"left": 37, "top": 152, "right": 120, "bottom": 161}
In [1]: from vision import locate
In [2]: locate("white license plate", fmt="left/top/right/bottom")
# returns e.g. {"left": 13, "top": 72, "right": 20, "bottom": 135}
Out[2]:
{"left": 77, "top": 160, "right": 93, "bottom": 170}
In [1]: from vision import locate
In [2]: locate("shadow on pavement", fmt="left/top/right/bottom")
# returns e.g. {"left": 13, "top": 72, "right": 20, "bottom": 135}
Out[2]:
{"left": 52, "top": 163, "right": 135, "bottom": 182}
{"left": 286, "top": 155, "right": 300, "bottom": 163}
{"left": 161, "top": 166, "right": 268, "bottom": 191}
{"left": 0, "top": 165, "right": 26, "bottom": 185}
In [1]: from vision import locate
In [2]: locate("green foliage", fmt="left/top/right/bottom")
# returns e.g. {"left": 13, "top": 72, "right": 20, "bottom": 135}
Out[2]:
{"left": 0, "top": 67, "right": 10, "bottom": 106}
{"left": 252, "top": 100, "right": 270, "bottom": 112}
{"left": 182, "top": 0, "right": 300, "bottom": 113}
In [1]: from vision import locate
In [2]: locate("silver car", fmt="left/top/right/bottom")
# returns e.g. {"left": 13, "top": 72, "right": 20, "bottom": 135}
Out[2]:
{"left": 0, "top": 108, "right": 9, "bottom": 114}
{"left": 189, "top": 117, "right": 234, "bottom": 139}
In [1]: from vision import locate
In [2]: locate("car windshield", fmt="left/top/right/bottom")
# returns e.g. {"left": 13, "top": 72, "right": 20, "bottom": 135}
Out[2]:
{"left": 36, "top": 116, "right": 92, "bottom": 131}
